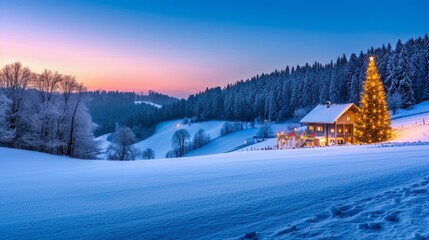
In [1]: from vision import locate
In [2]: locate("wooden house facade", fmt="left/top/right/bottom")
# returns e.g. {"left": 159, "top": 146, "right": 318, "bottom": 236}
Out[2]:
{"left": 300, "top": 103, "right": 360, "bottom": 146}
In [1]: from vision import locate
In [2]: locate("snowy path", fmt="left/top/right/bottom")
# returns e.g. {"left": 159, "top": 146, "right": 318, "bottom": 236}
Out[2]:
{"left": 1, "top": 145, "right": 429, "bottom": 239}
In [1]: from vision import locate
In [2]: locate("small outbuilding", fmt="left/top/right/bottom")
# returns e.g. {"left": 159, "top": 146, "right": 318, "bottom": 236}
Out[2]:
{"left": 300, "top": 102, "right": 360, "bottom": 146}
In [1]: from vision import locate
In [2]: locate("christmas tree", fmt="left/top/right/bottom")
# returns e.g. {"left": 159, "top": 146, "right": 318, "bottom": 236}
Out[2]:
{"left": 355, "top": 56, "right": 392, "bottom": 143}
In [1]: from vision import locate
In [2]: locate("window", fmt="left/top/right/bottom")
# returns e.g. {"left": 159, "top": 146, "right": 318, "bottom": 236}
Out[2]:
{"left": 345, "top": 125, "right": 352, "bottom": 133}
{"left": 316, "top": 126, "right": 323, "bottom": 132}
{"left": 309, "top": 125, "right": 314, "bottom": 131}
{"left": 330, "top": 128, "right": 335, "bottom": 133}
{"left": 338, "top": 128, "right": 342, "bottom": 133}
{"left": 346, "top": 116, "right": 351, "bottom": 122}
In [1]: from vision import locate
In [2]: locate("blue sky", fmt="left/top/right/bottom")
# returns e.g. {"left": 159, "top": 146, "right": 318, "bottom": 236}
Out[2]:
{"left": 1, "top": 0, "right": 428, "bottom": 96}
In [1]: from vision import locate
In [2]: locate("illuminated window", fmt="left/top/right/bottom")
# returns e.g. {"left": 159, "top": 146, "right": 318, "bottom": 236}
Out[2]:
{"left": 316, "top": 126, "right": 323, "bottom": 132}
{"left": 345, "top": 128, "right": 349, "bottom": 133}
{"left": 330, "top": 128, "right": 334, "bottom": 133}
{"left": 309, "top": 126, "right": 314, "bottom": 131}
{"left": 346, "top": 116, "right": 351, "bottom": 122}
{"left": 338, "top": 128, "right": 342, "bottom": 133}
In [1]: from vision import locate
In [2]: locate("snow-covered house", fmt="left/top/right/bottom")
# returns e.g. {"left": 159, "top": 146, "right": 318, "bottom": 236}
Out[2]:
{"left": 300, "top": 102, "right": 360, "bottom": 146}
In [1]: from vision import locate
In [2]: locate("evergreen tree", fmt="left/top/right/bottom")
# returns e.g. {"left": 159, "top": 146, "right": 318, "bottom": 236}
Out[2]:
{"left": 397, "top": 51, "right": 416, "bottom": 108}
{"left": 355, "top": 57, "right": 392, "bottom": 143}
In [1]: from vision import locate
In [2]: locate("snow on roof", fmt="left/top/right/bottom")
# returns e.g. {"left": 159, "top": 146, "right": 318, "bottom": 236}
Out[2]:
{"left": 300, "top": 103, "right": 359, "bottom": 124}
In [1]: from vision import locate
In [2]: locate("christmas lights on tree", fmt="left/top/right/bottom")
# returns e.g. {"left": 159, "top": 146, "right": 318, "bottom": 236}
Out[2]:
{"left": 355, "top": 56, "right": 392, "bottom": 143}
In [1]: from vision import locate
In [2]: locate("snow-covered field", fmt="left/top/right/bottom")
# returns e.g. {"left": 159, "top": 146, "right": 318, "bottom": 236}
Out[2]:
{"left": 2, "top": 144, "right": 429, "bottom": 239}
{"left": 2, "top": 102, "right": 429, "bottom": 239}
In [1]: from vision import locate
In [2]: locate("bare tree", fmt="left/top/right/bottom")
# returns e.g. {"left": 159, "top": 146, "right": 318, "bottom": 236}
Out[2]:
{"left": 66, "top": 83, "right": 86, "bottom": 157}
{"left": 33, "top": 69, "right": 63, "bottom": 104}
{"left": 172, "top": 129, "right": 190, "bottom": 157}
{"left": 0, "top": 62, "right": 32, "bottom": 146}
{"left": 108, "top": 124, "right": 140, "bottom": 160}
{"left": 57, "top": 75, "right": 78, "bottom": 154}
{"left": 165, "top": 150, "right": 177, "bottom": 158}
{"left": 59, "top": 75, "right": 78, "bottom": 104}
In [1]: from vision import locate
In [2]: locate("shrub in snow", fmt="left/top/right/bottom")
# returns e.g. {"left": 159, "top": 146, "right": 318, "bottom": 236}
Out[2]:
{"left": 165, "top": 150, "right": 177, "bottom": 158}
{"left": 142, "top": 148, "right": 155, "bottom": 159}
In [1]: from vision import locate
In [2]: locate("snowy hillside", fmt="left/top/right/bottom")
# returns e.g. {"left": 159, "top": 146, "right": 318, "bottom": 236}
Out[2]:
{"left": 390, "top": 101, "right": 429, "bottom": 142}
{"left": 391, "top": 101, "right": 429, "bottom": 120}
{"left": 99, "top": 120, "right": 277, "bottom": 159}
{"left": 2, "top": 143, "right": 429, "bottom": 239}
{"left": 185, "top": 127, "right": 259, "bottom": 157}
{"left": 133, "top": 120, "right": 226, "bottom": 159}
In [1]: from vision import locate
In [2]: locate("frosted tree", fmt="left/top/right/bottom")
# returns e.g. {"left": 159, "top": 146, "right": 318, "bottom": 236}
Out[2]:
{"left": 31, "top": 70, "right": 63, "bottom": 152}
{"left": 0, "top": 95, "right": 14, "bottom": 142}
{"left": 193, "top": 129, "right": 210, "bottom": 149}
{"left": 385, "top": 54, "right": 399, "bottom": 94}
{"left": 69, "top": 106, "right": 100, "bottom": 159}
{"left": 397, "top": 51, "right": 416, "bottom": 108}
{"left": 0, "top": 62, "right": 32, "bottom": 147}
{"left": 108, "top": 124, "right": 140, "bottom": 160}
{"left": 416, "top": 53, "right": 429, "bottom": 101}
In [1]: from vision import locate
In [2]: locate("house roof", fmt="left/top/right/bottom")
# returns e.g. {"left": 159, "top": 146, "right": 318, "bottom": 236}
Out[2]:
{"left": 300, "top": 103, "right": 359, "bottom": 124}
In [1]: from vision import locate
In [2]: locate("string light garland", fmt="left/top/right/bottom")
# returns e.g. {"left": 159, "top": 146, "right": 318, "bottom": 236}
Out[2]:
{"left": 355, "top": 56, "right": 392, "bottom": 143}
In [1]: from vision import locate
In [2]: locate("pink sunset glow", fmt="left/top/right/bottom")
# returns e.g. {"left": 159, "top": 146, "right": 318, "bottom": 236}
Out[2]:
{"left": 2, "top": 28, "right": 243, "bottom": 97}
